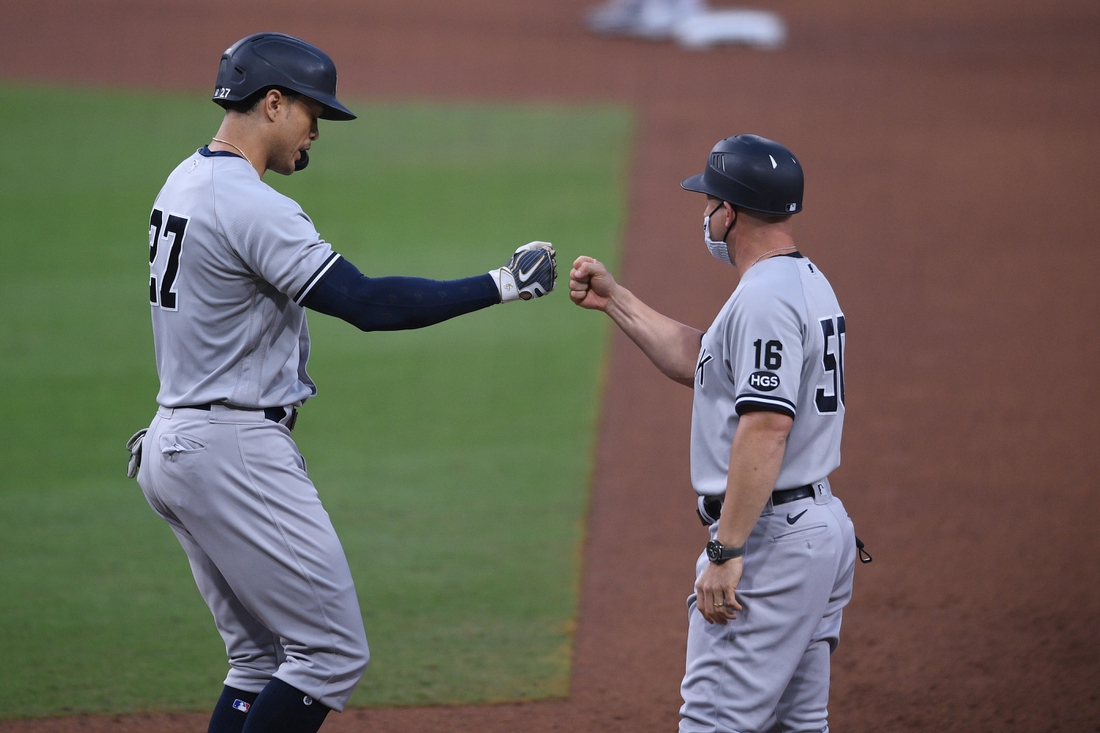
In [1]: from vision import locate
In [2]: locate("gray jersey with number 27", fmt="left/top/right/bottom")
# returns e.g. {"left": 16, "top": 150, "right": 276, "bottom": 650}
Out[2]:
{"left": 147, "top": 148, "right": 341, "bottom": 409}
{"left": 690, "top": 253, "right": 846, "bottom": 496}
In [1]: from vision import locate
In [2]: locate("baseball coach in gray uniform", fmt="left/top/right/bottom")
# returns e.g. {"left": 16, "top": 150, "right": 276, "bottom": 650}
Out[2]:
{"left": 569, "top": 134, "right": 859, "bottom": 732}
{"left": 126, "top": 33, "right": 556, "bottom": 733}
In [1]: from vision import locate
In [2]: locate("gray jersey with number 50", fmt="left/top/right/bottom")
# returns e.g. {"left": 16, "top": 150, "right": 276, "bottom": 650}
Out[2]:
{"left": 147, "top": 148, "right": 341, "bottom": 409}
{"left": 690, "top": 253, "right": 845, "bottom": 496}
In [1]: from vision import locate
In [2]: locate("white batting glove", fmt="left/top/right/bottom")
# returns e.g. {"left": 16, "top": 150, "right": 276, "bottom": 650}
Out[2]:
{"left": 125, "top": 428, "right": 147, "bottom": 479}
{"left": 489, "top": 241, "right": 557, "bottom": 303}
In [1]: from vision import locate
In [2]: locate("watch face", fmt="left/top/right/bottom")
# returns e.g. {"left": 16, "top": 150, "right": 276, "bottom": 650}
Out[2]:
{"left": 706, "top": 540, "right": 722, "bottom": 562}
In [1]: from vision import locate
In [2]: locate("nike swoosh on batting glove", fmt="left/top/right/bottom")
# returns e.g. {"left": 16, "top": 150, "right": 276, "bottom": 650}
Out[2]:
{"left": 488, "top": 241, "right": 557, "bottom": 302}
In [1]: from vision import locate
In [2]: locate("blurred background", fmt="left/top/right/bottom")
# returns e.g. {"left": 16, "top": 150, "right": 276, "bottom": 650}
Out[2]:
{"left": 0, "top": 1, "right": 1097, "bottom": 731}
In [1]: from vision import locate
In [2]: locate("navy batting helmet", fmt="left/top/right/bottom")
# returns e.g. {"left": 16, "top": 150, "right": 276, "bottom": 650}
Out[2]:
{"left": 681, "top": 135, "right": 803, "bottom": 215}
{"left": 213, "top": 32, "right": 355, "bottom": 121}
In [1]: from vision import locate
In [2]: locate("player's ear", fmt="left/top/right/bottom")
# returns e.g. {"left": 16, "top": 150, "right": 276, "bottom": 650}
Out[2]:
{"left": 261, "top": 89, "right": 283, "bottom": 122}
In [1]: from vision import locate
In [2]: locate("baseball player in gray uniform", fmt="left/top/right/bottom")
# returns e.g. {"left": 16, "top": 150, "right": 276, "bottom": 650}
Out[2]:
{"left": 569, "top": 135, "right": 859, "bottom": 732}
{"left": 126, "top": 33, "right": 556, "bottom": 733}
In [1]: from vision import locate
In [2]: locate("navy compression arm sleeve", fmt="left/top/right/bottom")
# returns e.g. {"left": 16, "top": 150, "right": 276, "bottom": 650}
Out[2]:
{"left": 301, "top": 256, "right": 501, "bottom": 331}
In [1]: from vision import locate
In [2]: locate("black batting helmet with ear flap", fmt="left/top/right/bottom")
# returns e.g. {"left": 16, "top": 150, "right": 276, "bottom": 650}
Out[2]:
{"left": 213, "top": 32, "right": 356, "bottom": 121}
{"left": 681, "top": 134, "right": 803, "bottom": 215}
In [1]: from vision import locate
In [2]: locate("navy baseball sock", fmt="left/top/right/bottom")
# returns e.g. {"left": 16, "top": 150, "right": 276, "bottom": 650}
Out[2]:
{"left": 240, "top": 677, "right": 331, "bottom": 733}
{"left": 208, "top": 686, "right": 260, "bottom": 733}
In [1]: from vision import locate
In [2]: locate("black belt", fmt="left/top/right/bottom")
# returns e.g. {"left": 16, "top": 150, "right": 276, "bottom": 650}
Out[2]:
{"left": 698, "top": 484, "right": 814, "bottom": 526}
{"left": 180, "top": 403, "right": 297, "bottom": 431}
{"left": 695, "top": 486, "right": 874, "bottom": 565}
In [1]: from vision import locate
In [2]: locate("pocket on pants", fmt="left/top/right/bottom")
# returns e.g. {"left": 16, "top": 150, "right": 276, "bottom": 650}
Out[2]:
{"left": 771, "top": 523, "right": 829, "bottom": 544}
{"left": 159, "top": 433, "right": 207, "bottom": 456}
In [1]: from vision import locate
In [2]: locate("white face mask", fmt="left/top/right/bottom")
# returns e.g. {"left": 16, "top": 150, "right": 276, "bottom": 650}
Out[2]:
{"left": 704, "top": 207, "right": 732, "bottom": 265}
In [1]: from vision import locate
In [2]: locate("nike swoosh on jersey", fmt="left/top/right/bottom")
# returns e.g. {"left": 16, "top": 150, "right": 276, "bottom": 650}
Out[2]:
{"left": 786, "top": 509, "right": 808, "bottom": 525}
{"left": 518, "top": 255, "right": 545, "bottom": 283}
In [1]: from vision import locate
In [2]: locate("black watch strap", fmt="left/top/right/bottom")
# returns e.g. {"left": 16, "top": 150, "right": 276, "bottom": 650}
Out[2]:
{"left": 706, "top": 539, "right": 745, "bottom": 564}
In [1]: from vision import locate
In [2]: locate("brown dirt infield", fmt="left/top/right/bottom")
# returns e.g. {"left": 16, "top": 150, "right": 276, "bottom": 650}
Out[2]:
{"left": 2, "top": 1, "right": 1098, "bottom": 731}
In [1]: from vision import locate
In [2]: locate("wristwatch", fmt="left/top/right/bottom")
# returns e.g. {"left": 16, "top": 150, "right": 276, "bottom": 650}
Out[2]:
{"left": 706, "top": 539, "right": 745, "bottom": 564}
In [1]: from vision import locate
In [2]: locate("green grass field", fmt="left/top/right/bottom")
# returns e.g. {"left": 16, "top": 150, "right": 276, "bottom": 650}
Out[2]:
{"left": 0, "top": 84, "right": 632, "bottom": 718}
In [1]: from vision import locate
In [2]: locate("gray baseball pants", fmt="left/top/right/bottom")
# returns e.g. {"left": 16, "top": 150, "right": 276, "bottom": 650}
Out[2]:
{"left": 680, "top": 480, "right": 856, "bottom": 733}
{"left": 138, "top": 405, "right": 369, "bottom": 711}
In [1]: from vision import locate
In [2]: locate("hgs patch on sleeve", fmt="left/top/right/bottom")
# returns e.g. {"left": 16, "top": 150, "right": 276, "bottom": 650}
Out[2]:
{"left": 748, "top": 371, "right": 781, "bottom": 391}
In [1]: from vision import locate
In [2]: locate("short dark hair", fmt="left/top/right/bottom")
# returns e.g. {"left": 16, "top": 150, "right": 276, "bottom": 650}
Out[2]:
{"left": 732, "top": 204, "right": 791, "bottom": 226}
{"left": 218, "top": 86, "right": 300, "bottom": 115}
